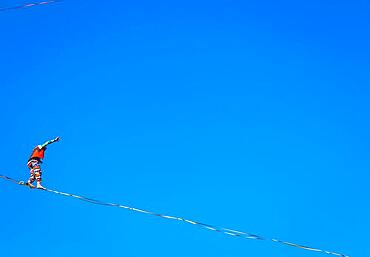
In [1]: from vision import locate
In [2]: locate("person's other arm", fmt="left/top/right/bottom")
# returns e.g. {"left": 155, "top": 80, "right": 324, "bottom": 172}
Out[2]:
{"left": 39, "top": 136, "right": 60, "bottom": 148}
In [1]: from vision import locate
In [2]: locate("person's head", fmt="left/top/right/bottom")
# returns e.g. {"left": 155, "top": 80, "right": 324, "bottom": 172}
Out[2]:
{"left": 36, "top": 145, "right": 46, "bottom": 150}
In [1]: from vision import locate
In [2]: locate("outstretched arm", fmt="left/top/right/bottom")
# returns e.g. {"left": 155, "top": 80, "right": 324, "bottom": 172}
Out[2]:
{"left": 39, "top": 137, "right": 60, "bottom": 148}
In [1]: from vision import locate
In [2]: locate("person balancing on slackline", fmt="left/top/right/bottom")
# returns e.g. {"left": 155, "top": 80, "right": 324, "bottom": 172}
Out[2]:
{"left": 26, "top": 137, "right": 60, "bottom": 190}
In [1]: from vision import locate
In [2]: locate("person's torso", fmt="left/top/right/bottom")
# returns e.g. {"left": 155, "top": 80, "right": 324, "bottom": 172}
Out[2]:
{"left": 29, "top": 147, "right": 47, "bottom": 160}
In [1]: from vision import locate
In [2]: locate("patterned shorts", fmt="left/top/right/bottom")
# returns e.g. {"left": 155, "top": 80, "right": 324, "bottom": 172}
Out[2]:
{"left": 27, "top": 159, "right": 42, "bottom": 182}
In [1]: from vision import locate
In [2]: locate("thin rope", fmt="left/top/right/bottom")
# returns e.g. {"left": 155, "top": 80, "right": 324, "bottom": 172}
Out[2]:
{"left": 0, "top": 174, "right": 348, "bottom": 257}
{"left": 0, "top": 0, "right": 60, "bottom": 12}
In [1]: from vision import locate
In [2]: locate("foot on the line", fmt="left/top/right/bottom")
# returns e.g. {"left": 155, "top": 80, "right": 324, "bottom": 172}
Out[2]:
{"left": 28, "top": 183, "right": 36, "bottom": 189}
{"left": 36, "top": 185, "right": 46, "bottom": 190}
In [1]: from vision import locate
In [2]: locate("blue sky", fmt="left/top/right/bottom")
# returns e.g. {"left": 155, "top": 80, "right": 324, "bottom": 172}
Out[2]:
{"left": 0, "top": 1, "right": 369, "bottom": 256}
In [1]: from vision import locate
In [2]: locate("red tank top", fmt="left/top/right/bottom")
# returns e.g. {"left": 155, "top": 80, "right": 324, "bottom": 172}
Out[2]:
{"left": 30, "top": 146, "right": 47, "bottom": 160}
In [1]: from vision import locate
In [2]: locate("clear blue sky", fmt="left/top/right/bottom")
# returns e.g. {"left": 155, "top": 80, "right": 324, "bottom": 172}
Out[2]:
{"left": 1, "top": 1, "right": 369, "bottom": 257}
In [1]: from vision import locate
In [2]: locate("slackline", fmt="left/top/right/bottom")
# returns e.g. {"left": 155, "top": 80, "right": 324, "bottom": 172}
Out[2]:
{"left": 0, "top": 174, "right": 348, "bottom": 257}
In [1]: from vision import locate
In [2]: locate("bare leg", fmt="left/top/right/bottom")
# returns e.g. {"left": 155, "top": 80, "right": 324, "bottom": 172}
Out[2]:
{"left": 28, "top": 173, "right": 36, "bottom": 189}
{"left": 35, "top": 171, "right": 45, "bottom": 190}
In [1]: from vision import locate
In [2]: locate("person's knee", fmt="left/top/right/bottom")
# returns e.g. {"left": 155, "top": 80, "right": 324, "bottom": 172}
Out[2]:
{"left": 35, "top": 171, "right": 42, "bottom": 181}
